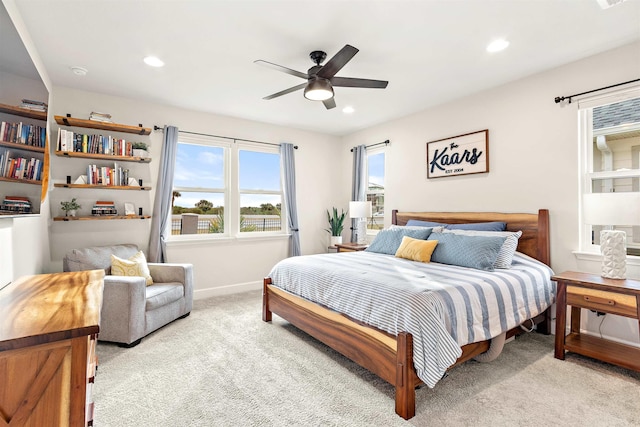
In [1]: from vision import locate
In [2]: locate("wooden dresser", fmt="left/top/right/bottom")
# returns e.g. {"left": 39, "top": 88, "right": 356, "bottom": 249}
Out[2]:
{"left": 0, "top": 270, "right": 104, "bottom": 427}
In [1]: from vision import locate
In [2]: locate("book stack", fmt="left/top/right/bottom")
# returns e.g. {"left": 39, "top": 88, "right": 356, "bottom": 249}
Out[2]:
{"left": 91, "top": 200, "right": 117, "bottom": 216}
{"left": 19, "top": 99, "right": 47, "bottom": 112}
{"left": 0, "top": 196, "right": 31, "bottom": 214}
{"left": 88, "top": 112, "right": 112, "bottom": 123}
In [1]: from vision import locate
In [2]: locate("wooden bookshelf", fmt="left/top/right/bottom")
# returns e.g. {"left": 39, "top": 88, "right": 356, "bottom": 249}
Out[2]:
{"left": 54, "top": 183, "right": 151, "bottom": 191}
{"left": 55, "top": 115, "right": 151, "bottom": 135}
{"left": 55, "top": 150, "right": 151, "bottom": 163}
{"left": 53, "top": 215, "right": 151, "bottom": 221}
{"left": 0, "top": 140, "right": 45, "bottom": 153}
{"left": 0, "top": 176, "right": 41, "bottom": 185}
{"left": 0, "top": 102, "right": 47, "bottom": 121}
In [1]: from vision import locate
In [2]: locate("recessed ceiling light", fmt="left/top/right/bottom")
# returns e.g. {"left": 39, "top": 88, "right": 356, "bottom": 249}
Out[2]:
{"left": 342, "top": 106, "right": 355, "bottom": 114}
{"left": 144, "top": 56, "right": 165, "bottom": 67}
{"left": 486, "top": 39, "right": 509, "bottom": 53}
{"left": 70, "top": 66, "right": 88, "bottom": 76}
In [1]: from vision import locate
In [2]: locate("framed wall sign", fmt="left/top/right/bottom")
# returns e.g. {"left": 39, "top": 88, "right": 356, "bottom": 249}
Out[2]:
{"left": 426, "top": 129, "right": 489, "bottom": 179}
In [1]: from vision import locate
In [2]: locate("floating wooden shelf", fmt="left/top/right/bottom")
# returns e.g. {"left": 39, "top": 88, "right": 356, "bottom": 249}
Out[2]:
{"left": 54, "top": 115, "right": 151, "bottom": 135}
{"left": 0, "top": 176, "right": 41, "bottom": 185}
{"left": 54, "top": 183, "right": 151, "bottom": 191}
{"left": 53, "top": 215, "right": 151, "bottom": 221}
{"left": 0, "top": 102, "right": 47, "bottom": 121}
{"left": 54, "top": 150, "right": 151, "bottom": 163}
{"left": 0, "top": 140, "right": 45, "bottom": 153}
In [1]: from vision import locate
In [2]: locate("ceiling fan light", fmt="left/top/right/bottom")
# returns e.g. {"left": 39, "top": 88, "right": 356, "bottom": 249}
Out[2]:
{"left": 304, "top": 78, "right": 334, "bottom": 101}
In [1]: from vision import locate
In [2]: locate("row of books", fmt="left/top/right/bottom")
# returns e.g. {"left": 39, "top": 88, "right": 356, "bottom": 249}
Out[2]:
{"left": 91, "top": 200, "right": 117, "bottom": 216}
{"left": 0, "top": 121, "right": 47, "bottom": 147}
{"left": 20, "top": 99, "right": 48, "bottom": 112}
{"left": 85, "top": 163, "right": 131, "bottom": 186}
{"left": 0, "top": 151, "right": 43, "bottom": 182}
{"left": 56, "top": 128, "right": 141, "bottom": 156}
{"left": 0, "top": 196, "right": 32, "bottom": 214}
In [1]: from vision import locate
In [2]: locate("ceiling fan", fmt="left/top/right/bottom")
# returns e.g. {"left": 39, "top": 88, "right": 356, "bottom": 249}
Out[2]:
{"left": 254, "top": 44, "right": 388, "bottom": 110}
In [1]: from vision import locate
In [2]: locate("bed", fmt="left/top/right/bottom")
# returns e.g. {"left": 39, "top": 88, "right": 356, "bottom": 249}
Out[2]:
{"left": 262, "top": 209, "right": 553, "bottom": 420}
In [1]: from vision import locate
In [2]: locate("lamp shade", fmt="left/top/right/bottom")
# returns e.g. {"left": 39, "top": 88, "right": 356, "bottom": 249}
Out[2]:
{"left": 583, "top": 193, "right": 640, "bottom": 225}
{"left": 304, "top": 78, "right": 334, "bottom": 101}
{"left": 349, "top": 201, "right": 372, "bottom": 219}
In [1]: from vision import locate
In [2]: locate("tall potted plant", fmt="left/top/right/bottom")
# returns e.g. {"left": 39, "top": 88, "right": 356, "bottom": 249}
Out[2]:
{"left": 326, "top": 207, "right": 347, "bottom": 246}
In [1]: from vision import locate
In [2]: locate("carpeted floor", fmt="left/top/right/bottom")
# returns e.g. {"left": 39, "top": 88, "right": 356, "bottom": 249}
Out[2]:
{"left": 94, "top": 290, "right": 640, "bottom": 426}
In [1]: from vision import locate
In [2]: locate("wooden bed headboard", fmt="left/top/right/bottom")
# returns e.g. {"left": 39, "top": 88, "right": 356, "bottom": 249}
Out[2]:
{"left": 392, "top": 209, "right": 550, "bottom": 266}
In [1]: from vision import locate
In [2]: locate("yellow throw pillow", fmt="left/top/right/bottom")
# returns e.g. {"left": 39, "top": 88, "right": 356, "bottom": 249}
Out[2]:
{"left": 110, "top": 251, "right": 153, "bottom": 285}
{"left": 395, "top": 236, "right": 438, "bottom": 263}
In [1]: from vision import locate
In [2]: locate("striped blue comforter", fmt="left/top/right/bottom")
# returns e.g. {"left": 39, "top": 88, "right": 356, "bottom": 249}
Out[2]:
{"left": 267, "top": 251, "right": 555, "bottom": 388}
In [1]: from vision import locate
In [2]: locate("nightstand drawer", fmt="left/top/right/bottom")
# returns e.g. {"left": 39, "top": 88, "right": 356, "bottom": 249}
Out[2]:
{"left": 566, "top": 285, "right": 637, "bottom": 318}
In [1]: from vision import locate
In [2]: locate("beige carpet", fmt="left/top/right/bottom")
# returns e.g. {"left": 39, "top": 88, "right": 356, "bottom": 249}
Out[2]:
{"left": 94, "top": 290, "right": 640, "bottom": 426}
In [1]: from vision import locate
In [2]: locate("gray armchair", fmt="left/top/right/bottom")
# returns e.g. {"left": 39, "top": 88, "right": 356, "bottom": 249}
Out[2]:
{"left": 63, "top": 244, "right": 193, "bottom": 347}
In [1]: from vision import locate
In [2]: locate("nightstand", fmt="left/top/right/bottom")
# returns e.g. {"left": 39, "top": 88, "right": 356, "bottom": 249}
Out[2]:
{"left": 335, "top": 242, "right": 369, "bottom": 252}
{"left": 552, "top": 271, "right": 640, "bottom": 372}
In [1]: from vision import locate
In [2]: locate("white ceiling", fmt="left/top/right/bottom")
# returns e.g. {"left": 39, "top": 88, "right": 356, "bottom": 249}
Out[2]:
{"left": 6, "top": 0, "right": 640, "bottom": 136}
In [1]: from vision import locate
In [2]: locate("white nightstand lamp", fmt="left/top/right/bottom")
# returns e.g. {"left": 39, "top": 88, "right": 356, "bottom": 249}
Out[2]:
{"left": 349, "top": 201, "right": 372, "bottom": 245}
{"left": 583, "top": 192, "right": 640, "bottom": 279}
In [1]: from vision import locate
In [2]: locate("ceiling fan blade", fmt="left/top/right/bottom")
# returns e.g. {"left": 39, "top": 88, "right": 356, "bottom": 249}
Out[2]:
{"left": 331, "top": 77, "right": 389, "bottom": 89}
{"left": 316, "top": 44, "right": 359, "bottom": 79}
{"left": 263, "top": 83, "right": 307, "bottom": 100}
{"left": 323, "top": 98, "right": 336, "bottom": 110}
{"left": 254, "top": 60, "right": 308, "bottom": 79}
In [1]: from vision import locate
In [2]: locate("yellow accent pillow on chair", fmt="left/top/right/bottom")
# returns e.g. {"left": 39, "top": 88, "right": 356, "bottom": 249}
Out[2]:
{"left": 395, "top": 236, "right": 438, "bottom": 263}
{"left": 111, "top": 251, "right": 153, "bottom": 285}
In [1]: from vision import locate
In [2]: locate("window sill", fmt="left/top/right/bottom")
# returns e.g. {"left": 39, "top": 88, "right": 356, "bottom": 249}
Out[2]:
{"left": 167, "top": 233, "right": 290, "bottom": 247}
{"left": 573, "top": 250, "right": 640, "bottom": 267}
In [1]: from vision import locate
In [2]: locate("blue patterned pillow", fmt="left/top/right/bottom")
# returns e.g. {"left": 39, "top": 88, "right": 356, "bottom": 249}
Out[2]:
{"left": 406, "top": 219, "right": 506, "bottom": 231}
{"left": 428, "top": 232, "right": 506, "bottom": 271}
{"left": 365, "top": 227, "right": 433, "bottom": 255}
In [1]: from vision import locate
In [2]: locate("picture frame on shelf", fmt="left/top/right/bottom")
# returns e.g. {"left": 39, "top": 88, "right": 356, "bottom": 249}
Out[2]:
{"left": 124, "top": 202, "right": 135, "bottom": 216}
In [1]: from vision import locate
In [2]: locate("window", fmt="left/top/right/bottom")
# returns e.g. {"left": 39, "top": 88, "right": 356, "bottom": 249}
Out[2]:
{"left": 579, "top": 88, "right": 640, "bottom": 256}
{"left": 366, "top": 148, "right": 385, "bottom": 231}
{"left": 171, "top": 134, "right": 284, "bottom": 238}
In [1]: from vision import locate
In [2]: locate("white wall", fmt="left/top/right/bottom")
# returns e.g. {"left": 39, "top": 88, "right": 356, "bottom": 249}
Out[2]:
{"left": 47, "top": 86, "right": 342, "bottom": 297}
{"left": 341, "top": 41, "right": 640, "bottom": 347}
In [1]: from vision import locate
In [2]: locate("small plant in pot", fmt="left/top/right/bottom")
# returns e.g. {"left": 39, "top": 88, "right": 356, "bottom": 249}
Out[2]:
{"left": 131, "top": 142, "right": 149, "bottom": 158}
{"left": 326, "top": 207, "right": 347, "bottom": 246}
{"left": 60, "top": 198, "right": 81, "bottom": 217}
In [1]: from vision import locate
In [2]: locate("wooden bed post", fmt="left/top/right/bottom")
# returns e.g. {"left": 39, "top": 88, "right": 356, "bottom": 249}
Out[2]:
{"left": 395, "top": 332, "right": 416, "bottom": 420}
{"left": 262, "top": 278, "right": 272, "bottom": 322}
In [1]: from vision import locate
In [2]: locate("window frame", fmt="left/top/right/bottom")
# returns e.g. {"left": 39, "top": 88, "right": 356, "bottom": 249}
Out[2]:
{"left": 578, "top": 86, "right": 640, "bottom": 255}
{"left": 168, "top": 134, "right": 287, "bottom": 241}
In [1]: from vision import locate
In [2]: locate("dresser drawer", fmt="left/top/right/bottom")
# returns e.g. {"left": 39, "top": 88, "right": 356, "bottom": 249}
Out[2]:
{"left": 567, "top": 285, "right": 638, "bottom": 318}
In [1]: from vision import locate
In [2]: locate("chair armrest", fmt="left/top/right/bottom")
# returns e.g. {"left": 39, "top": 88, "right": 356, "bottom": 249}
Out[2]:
{"left": 100, "top": 275, "right": 147, "bottom": 343}
{"left": 147, "top": 263, "right": 193, "bottom": 314}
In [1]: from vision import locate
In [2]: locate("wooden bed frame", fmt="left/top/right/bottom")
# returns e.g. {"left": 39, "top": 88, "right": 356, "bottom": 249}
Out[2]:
{"left": 262, "top": 209, "right": 551, "bottom": 420}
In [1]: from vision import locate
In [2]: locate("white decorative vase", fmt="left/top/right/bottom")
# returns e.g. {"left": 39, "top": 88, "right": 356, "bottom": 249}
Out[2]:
{"left": 66, "top": 209, "right": 77, "bottom": 217}
{"left": 600, "top": 230, "right": 627, "bottom": 279}
{"left": 132, "top": 149, "right": 148, "bottom": 158}
{"left": 330, "top": 236, "right": 343, "bottom": 246}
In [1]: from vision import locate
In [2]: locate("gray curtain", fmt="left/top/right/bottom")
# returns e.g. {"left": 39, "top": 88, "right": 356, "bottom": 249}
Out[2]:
{"left": 351, "top": 145, "right": 367, "bottom": 242}
{"left": 281, "top": 143, "right": 301, "bottom": 256}
{"left": 149, "top": 126, "right": 179, "bottom": 262}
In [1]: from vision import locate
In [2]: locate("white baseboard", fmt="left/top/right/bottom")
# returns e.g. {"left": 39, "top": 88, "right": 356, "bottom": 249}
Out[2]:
{"left": 193, "top": 280, "right": 262, "bottom": 300}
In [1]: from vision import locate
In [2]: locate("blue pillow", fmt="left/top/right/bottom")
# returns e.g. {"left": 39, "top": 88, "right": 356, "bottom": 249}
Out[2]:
{"left": 446, "top": 221, "right": 507, "bottom": 231}
{"left": 365, "top": 227, "right": 432, "bottom": 255}
{"left": 406, "top": 219, "right": 446, "bottom": 228}
{"left": 427, "top": 232, "right": 506, "bottom": 271}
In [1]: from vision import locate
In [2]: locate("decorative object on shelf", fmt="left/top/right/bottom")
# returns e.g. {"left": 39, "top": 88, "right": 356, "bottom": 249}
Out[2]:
{"left": 326, "top": 207, "right": 347, "bottom": 246}
{"left": 583, "top": 192, "right": 640, "bottom": 279}
{"left": 349, "top": 201, "right": 372, "bottom": 245}
{"left": 124, "top": 202, "right": 135, "bottom": 216}
{"left": 426, "top": 129, "right": 489, "bottom": 179}
{"left": 0, "top": 196, "right": 31, "bottom": 214}
{"left": 131, "top": 142, "right": 149, "bottom": 158}
{"left": 60, "top": 198, "right": 81, "bottom": 217}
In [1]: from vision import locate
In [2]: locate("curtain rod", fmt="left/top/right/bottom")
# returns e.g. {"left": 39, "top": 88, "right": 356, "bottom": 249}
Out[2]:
{"left": 554, "top": 78, "right": 640, "bottom": 104}
{"left": 153, "top": 125, "right": 297, "bottom": 149}
{"left": 350, "top": 139, "right": 389, "bottom": 152}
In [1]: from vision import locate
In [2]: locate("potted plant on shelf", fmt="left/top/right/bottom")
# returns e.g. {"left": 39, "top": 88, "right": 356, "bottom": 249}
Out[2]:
{"left": 60, "top": 198, "right": 81, "bottom": 217}
{"left": 131, "top": 142, "right": 149, "bottom": 158}
{"left": 326, "top": 207, "right": 347, "bottom": 246}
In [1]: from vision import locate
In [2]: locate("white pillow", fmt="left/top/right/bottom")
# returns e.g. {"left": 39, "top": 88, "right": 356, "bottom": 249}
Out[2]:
{"left": 442, "top": 229, "right": 522, "bottom": 269}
